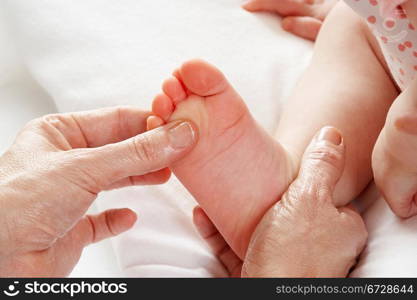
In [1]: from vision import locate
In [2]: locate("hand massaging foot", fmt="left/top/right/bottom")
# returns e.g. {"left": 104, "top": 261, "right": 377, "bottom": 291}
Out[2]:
{"left": 148, "top": 59, "right": 296, "bottom": 258}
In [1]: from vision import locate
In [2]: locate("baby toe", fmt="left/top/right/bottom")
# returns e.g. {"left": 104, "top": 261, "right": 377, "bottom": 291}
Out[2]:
{"left": 152, "top": 93, "right": 174, "bottom": 121}
{"left": 178, "top": 59, "right": 229, "bottom": 97}
{"left": 162, "top": 76, "right": 187, "bottom": 105}
{"left": 146, "top": 115, "right": 165, "bottom": 131}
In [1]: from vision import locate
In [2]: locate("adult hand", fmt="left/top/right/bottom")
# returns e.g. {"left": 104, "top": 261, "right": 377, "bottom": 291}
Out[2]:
{"left": 0, "top": 106, "right": 197, "bottom": 277}
{"left": 194, "top": 127, "right": 367, "bottom": 277}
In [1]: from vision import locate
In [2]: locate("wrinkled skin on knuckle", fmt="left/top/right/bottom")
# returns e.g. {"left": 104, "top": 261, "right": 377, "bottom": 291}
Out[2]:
{"left": 28, "top": 113, "right": 80, "bottom": 151}
{"left": 283, "top": 179, "right": 318, "bottom": 208}
{"left": 131, "top": 134, "right": 162, "bottom": 165}
{"left": 10, "top": 115, "right": 68, "bottom": 156}
{"left": 17, "top": 115, "right": 60, "bottom": 142}
{"left": 25, "top": 115, "right": 57, "bottom": 131}
{"left": 307, "top": 144, "right": 342, "bottom": 169}
{"left": 37, "top": 114, "right": 65, "bottom": 136}
{"left": 279, "top": 190, "right": 317, "bottom": 236}
{"left": 284, "top": 178, "right": 331, "bottom": 221}
{"left": 276, "top": 191, "right": 319, "bottom": 244}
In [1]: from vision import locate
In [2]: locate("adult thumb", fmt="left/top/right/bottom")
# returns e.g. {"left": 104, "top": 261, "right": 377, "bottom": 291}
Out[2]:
{"left": 296, "top": 126, "right": 345, "bottom": 197}
{"left": 71, "top": 120, "right": 197, "bottom": 187}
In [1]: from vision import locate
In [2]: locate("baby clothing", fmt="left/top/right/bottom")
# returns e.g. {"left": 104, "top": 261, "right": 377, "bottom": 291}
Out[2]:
{"left": 344, "top": 0, "right": 417, "bottom": 90}
{"left": 380, "top": 0, "right": 408, "bottom": 18}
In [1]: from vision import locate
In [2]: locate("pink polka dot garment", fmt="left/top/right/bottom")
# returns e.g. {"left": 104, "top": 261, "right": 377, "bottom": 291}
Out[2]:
{"left": 344, "top": 0, "right": 417, "bottom": 90}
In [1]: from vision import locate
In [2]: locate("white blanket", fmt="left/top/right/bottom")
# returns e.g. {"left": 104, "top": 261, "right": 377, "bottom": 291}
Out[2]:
{"left": 1, "top": 0, "right": 417, "bottom": 277}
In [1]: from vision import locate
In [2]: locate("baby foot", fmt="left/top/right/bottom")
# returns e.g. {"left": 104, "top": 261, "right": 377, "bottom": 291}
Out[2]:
{"left": 243, "top": 0, "right": 338, "bottom": 41}
{"left": 149, "top": 59, "right": 295, "bottom": 258}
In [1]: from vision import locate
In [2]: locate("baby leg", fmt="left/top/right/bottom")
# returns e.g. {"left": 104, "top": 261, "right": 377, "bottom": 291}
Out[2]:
{"left": 275, "top": 1, "right": 399, "bottom": 206}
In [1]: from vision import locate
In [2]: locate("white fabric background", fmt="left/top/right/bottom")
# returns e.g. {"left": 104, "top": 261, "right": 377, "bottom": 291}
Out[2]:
{"left": 1, "top": 0, "right": 417, "bottom": 277}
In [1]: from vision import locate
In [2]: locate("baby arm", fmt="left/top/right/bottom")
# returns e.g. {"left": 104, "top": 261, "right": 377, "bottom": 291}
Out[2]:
{"left": 372, "top": 77, "right": 417, "bottom": 218}
{"left": 370, "top": 0, "right": 417, "bottom": 218}
{"left": 275, "top": 1, "right": 399, "bottom": 206}
{"left": 243, "top": 0, "right": 338, "bottom": 40}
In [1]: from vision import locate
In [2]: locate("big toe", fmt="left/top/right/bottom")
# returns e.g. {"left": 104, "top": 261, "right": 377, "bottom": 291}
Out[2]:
{"left": 179, "top": 59, "right": 229, "bottom": 97}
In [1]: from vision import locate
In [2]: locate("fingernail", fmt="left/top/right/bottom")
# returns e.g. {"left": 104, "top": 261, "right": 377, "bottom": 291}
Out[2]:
{"left": 317, "top": 126, "right": 342, "bottom": 145}
{"left": 168, "top": 121, "right": 196, "bottom": 149}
